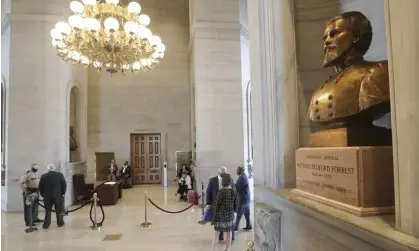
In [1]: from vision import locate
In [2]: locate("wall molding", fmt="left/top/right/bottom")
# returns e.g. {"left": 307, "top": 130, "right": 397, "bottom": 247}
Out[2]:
{"left": 255, "top": 202, "right": 282, "bottom": 251}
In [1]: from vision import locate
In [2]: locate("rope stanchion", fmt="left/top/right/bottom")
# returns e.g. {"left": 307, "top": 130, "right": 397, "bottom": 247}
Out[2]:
{"left": 247, "top": 241, "right": 255, "bottom": 251}
{"left": 37, "top": 199, "right": 91, "bottom": 215}
{"left": 148, "top": 195, "right": 201, "bottom": 214}
{"left": 140, "top": 191, "right": 152, "bottom": 228}
{"left": 90, "top": 193, "right": 100, "bottom": 230}
{"left": 201, "top": 182, "right": 205, "bottom": 216}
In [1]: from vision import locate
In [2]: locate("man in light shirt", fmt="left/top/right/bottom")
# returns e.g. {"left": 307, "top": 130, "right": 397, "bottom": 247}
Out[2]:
{"left": 107, "top": 160, "right": 118, "bottom": 182}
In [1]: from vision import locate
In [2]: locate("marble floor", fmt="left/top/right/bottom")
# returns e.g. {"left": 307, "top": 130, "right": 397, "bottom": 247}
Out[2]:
{"left": 1, "top": 185, "right": 254, "bottom": 251}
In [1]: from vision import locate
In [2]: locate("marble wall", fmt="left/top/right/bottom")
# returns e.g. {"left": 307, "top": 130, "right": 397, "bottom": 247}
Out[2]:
{"left": 190, "top": 0, "right": 245, "bottom": 189}
{"left": 86, "top": 0, "right": 191, "bottom": 183}
{"left": 2, "top": 14, "right": 75, "bottom": 211}
{"left": 254, "top": 187, "right": 418, "bottom": 251}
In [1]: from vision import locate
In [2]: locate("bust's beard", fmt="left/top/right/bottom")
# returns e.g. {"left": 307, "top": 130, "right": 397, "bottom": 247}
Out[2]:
{"left": 323, "top": 48, "right": 345, "bottom": 67}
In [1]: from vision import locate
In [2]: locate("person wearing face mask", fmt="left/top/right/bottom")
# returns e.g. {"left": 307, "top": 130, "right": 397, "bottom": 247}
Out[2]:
{"left": 20, "top": 163, "right": 43, "bottom": 226}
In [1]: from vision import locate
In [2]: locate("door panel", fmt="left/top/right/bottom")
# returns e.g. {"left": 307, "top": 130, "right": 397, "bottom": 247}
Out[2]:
{"left": 131, "top": 134, "right": 162, "bottom": 185}
{"left": 95, "top": 152, "right": 115, "bottom": 181}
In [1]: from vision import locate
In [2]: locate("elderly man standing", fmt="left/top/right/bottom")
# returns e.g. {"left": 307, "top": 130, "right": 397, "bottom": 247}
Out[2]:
{"left": 206, "top": 166, "right": 236, "bottom": 243}
{"left": 107, "top": 159, "right": 118, "bottom": 182}
{"left": 234, "top": 166, "right": 252, "bottom": 231}
{"left": 39, "top": 164, "right": 67, "bottom": 229}
{"left": 20, "top": 163, "right": 43, "bottom": 226}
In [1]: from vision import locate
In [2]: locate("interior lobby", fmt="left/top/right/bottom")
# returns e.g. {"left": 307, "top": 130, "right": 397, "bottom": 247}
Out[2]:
{"left": 1, "top": 0, "right": 419, "bottom": 250}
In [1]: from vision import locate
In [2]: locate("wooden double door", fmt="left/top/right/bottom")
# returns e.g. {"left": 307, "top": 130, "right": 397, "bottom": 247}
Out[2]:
{"left": 131, "top": 134, "right": 162, "bottom": 184}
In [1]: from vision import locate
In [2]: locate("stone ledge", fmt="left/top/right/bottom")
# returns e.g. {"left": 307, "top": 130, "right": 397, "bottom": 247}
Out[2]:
{"left": 255, "top": 185, "right": 419, "bottom": 250}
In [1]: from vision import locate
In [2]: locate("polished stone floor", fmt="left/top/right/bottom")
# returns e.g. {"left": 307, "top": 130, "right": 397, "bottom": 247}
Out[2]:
{"left": 1, "top": 185, "right": 254, "bottom": 251}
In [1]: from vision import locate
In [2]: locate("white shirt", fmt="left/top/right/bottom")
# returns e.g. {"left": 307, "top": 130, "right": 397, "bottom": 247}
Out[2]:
{"left": 122, "top": 165, "right": 127, "bottom": 173}
{"left": 218, "top": 175, "right": 222, "bottom": 189}
{"left": 179, "top": 175, "right": 192, "bottom": 189}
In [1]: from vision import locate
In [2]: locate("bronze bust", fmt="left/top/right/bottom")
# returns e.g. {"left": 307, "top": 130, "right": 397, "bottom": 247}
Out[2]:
{"left": 307, "top": 11, "right": 391, "bottom": 146}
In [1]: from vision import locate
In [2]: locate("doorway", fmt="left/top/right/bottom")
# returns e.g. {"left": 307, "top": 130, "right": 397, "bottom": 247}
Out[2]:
{"left": 95, "top": 152, "right": 115, "bottom": 181}
{"left": 130, "top": 134, "right": 162, "bottom": 185}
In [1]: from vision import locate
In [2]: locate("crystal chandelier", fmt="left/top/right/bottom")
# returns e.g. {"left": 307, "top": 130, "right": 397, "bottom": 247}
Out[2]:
{"left": 50, "top": 0, "right": 166, "bottom": 74}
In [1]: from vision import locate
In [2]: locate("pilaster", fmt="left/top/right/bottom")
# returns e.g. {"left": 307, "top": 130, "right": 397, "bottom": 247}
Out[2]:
{"left": 190, "top": 0, "right": 245, "bottom": 189}
{"left": 384, "top": 0, "right": 419, "bottom": 238}
{"left": 247, "top": 0, "right": 299, "bottom": 188}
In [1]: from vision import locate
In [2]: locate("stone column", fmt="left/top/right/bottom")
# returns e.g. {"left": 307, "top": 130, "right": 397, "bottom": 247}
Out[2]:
{"left": 190, "top": 0, "right": 245, "bottom": 189}
{"left": 384, "top": 0, "right": 419, "bottom": 238}
{"left": 2, "top": 0, "right": 85, "bottom": 211}
{"left": 247, "top": 0, "right": 299, "bottom": 188}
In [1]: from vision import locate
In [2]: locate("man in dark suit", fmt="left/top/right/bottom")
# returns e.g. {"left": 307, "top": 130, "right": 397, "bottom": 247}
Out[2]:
{"left": 118, "top": 161, "right": 132, "bottom": 189}
{"left": 39, "top": 164, "right": 67, "bottom": 229}
{"left": 234, "top": 166, "right": 252, "bottom": 231}
{"left": 206, "top": 166, "right": 236, "bottom": 242}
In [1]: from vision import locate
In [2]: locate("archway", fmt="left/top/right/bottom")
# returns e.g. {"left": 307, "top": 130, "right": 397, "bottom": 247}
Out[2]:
{"left": 69, "top": 86, "right": 80, "bottom": 162}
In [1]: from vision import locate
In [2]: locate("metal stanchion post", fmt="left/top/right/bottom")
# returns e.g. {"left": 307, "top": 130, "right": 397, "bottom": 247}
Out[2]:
{"left": 90, "top": 193, "right": 100, "bottom": 230}
{"left": 140, "top": 191, "right": 152, "bottom": 228}
{"left": 247, "top": 241, "right": 255, "bottom": 251}
{"left": 201, "top": 182, "right": 205, "bottom": 215}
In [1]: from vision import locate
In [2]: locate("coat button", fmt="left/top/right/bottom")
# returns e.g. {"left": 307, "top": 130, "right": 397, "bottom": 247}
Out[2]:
{"left": 328, "top": 103, "right": 332, "bottom": 108}
{"left": 316, "top": 115, "right": 321, "bottom": 120}
{"left": 328, "top": 111, "right": 333, "bottom": 117}
{"left": 315, "top": 100, "right": 319, "bottom": 105}
{"left": 315, "top": 108, "right": 319, "bottom": 113}
{"left": 328, "top": 95, "right": 333, "bottom": 100}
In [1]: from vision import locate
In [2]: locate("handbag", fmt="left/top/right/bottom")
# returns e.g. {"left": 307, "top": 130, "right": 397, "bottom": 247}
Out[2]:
{"left": 202, "top": 206, "right": 213, "bottom": 222}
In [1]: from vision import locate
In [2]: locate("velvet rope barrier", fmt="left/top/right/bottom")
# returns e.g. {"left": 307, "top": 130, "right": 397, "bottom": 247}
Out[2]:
{"left": 37, "top": 199, "right": 92, "bottom": 215}
{"left": 147, "top": 196, "right": 201, "bottom": 214}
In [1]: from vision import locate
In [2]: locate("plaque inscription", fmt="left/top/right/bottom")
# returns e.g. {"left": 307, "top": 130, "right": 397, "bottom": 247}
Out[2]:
{"left": 296, "top": 148, "right": 359, "bottom": 206}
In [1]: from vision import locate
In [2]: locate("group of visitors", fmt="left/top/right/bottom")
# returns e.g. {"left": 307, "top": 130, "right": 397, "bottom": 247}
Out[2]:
{"left": 205, "top": 166, "right": 252, "bottom": 251}
{"left": 107, "top": 160, "right": 132, "bottom": 189}
{"left": 20, "top": 163, "right": 67, "bottom": 229}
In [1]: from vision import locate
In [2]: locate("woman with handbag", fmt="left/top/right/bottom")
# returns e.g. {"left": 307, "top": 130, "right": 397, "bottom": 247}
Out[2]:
{"left": 211, "top": 173, "right": 237, "bottom": 251}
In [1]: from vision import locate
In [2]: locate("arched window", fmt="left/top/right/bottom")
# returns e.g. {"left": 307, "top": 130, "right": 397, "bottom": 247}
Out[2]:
{"left": 245, "top": 81, "right": 253, "bottom": 177}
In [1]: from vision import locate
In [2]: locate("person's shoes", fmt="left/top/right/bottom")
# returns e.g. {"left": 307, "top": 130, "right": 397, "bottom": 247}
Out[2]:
{"left": 57, "top": 223, "right": 65, "bottom": 228}
{"left": 218, "top": 238, "right": 224, "bottom": 242}
{"left": 42, "top": 225, "right": 49, "bottom": 229}
{"left": 243, "top": 226, "right": 253, "bottom": 231}
{"left": 34, "top": 219, "right": 43, "bottom": 223}
{"left": 233, "top": 228, "right": 239, "bottom": 231}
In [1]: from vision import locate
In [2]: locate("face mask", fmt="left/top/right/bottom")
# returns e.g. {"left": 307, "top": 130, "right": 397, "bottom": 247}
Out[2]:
{"left": 32, "top": 168, "right": 38, "bottom": 172}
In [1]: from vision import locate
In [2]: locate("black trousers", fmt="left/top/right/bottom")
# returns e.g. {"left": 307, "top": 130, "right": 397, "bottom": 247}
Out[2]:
{"left": 43, "top": 196, "right": 64, "bottom": 227}
{"left": 177, "top": 184, "right": 189, "bottom": 198}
